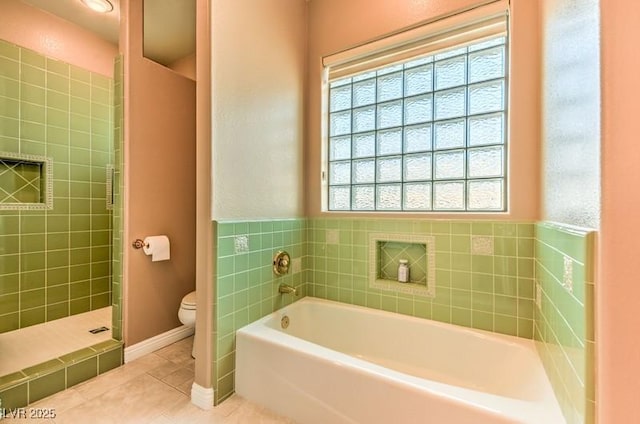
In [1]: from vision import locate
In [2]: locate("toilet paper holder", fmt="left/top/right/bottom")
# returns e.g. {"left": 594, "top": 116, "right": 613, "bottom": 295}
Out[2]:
{"left": 132, "top": 239, "right": 148, "bottom": 249}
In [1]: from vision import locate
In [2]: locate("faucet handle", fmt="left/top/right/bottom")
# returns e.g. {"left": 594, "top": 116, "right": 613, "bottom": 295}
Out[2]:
{"left": 273, "top": 251, "right": 291, "bottom": 275}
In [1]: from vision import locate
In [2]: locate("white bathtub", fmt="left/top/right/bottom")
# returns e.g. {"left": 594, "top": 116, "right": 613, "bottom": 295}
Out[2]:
{"left": 235, "top": 297, "right": 565, "bottom": 424}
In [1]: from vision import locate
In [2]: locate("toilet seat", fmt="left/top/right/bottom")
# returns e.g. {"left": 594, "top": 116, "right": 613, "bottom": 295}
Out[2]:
{"left": 180, "top": 291, "right": 196, "bottom": 310}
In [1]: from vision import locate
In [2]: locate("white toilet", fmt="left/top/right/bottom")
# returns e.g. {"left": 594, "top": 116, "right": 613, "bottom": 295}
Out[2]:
{"left": 178, "top": 291, "right": 197, "bottom": 358}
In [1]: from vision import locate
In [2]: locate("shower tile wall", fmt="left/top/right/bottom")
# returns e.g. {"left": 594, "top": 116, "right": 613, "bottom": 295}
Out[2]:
{"left": 0, "top": 39, "right": 113, "bottom": 333}
{"left": 308, "top": 218, "right": 536, "bottom": 337}
{"left": 535, "top": 222, "right": 596, "bottom": 424}
{"left": 214, "top": 219, "right": 307, "bottom": 404}
{"left": 110, "top": 55, "right": 123, "bottom": 341}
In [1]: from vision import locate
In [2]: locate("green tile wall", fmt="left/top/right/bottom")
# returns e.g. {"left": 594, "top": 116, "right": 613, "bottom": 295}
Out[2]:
{"left": 0, "top": 39, "right": 113, "bottom": 333}
{"left": 110, "top": 55, "right": 123, "bottom": 341}
{"left": 0, "top": 339, "right": 122, "bottom": 409}
{"left": 535, "top": 222, "right": 596, "bottom": 424}
{"left": 213, "top": 217, "right": 536, "bottom": 405}
{"left": 213, "top": 219, "right": 307, "bottom": 404}
{"left": 308, "top": 218, "right": 536, "bottom": 337}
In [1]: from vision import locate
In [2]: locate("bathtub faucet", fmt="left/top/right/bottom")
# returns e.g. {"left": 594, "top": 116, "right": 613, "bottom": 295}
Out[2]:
{"left": 278, "top": 284, "right": 298, "bottom": 296}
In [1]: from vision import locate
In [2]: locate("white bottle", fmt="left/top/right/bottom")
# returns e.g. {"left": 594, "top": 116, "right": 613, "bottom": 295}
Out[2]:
{"left": 398, "top": 259, "right": 410, "bottom": 283}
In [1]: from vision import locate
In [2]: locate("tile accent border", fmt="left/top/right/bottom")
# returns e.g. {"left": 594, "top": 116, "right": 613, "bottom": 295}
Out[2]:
{"left": 0, "top": 339, "right": 122, "bottom": 410}
{"left": 105, "top": 164, "right": 114, "bottom": 211}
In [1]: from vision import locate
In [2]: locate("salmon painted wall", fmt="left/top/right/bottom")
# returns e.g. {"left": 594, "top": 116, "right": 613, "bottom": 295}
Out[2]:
{"left": 599, "top": 0, "right": 640, "bottom": 421}
{"left": 121, "top": 0, "right": 196, "bottom": 346}
{"left": 305, "top": 0, "right": 540, "bottom": 219}
{"left": 0, "top": 0, "right": 117, "bottom": 77}
{"left": 211, "top": 0, "right": 306, "bottom": 220}
{"left": 169, "top": 53, "right": 196, "bottom": 81}
{"left": 194, "top": 0, "right": 213, "bottom": 391}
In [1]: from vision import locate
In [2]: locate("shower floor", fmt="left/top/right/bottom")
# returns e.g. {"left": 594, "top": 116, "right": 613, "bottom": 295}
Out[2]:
{"left": 0, "top": 307, "right": 112, "bottom": 376}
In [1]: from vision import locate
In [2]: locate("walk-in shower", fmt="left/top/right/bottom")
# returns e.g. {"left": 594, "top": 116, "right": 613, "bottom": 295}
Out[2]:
{"left": 0, "top": 32, "right": 123, "bottom": 408}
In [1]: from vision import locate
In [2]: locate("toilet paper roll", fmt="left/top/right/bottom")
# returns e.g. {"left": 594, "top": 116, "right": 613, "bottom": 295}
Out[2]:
{"left": 143, "top": 235, "right": 171, "bottom": 262}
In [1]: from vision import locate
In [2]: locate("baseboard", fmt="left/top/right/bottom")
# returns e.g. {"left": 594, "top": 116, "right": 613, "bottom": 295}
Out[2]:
{"left": 124, "top": 325, "right": 194, "bottom": 363}
{"left": 191, "top": 382, "right": 214, "bottom": 410}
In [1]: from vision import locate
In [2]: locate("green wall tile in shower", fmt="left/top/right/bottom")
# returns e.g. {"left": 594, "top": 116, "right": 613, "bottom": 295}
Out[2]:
{"left": 21, "top": 234, "right": 45, "bottom": 252}
{"left": 0, "top": 254, "right": 19, "bottom": 274}
{"left": 20, "top": 307, "right": 44, "bottom": 327}
{"left": 0, "top": 42, "right": 19, "bottom": 60}
{"left": 1, "top": 235, "right": 20, "bottom": 254}
{"left": 0, "top": 39, "right": 113, "bottom": 334}
{"left": 70, "top": 65, "right": 90, "bottom": 83}
{"left": 22, "top": 49, "right": 45, "bottom": 68}
{"left": 46, "top": 267, "right": 68, "bottom": 286}
{"left": 70, "top": 263, "right": 89, "bottom": 283}
{"left": 20, "top": 289, "right": 45, "bottom": 309}
{"left": 47, "top": 58, "right": 69, "bottom": 76}
{"left": 20, "top": 216, "right": 45, "bottom": 234}
{"left": 0, "top": 293, "right": 19, "bottom": 315}
{"left": 47, "top": 285, "right": 69, "bottom": 304}
{"left": 20, "top": 64, "right": 44, "bottom": 87}
{"left": 0, "top": 274, "right": 19, "bottom": 295}
{"left": 20, "top": 252, "right": 45, "bottom": 271}
{"left": 47, "top": 302, "right": 68, "bottom": 321}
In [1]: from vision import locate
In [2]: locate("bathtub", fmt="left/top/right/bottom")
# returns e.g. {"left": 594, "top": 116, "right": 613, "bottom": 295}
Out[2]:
{"left": 235, "top": 297, "right": 565, "bottom": 424}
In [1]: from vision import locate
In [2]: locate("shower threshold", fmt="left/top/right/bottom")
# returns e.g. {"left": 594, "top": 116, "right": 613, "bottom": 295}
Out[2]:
{"left": 0, "top": 307, "right": 112, "bottom": 376}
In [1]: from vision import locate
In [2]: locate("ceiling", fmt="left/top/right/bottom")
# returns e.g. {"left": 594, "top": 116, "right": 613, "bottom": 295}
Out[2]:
{"left": 22, "top": 0, "right": 196, "bottom": 66}
{"left": 23, "top": 0, "right": 121, "bottom": 45}
{"left": 143, "top": 0, "right": 196, "bottom": 65}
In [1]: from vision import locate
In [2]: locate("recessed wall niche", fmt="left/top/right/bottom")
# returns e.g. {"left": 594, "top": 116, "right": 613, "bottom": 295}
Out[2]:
{"left": 369, "top": 233, "right": 436, "bottom": 297}
{"left": 0, "top": 152, "right": 53, "bottom": 210}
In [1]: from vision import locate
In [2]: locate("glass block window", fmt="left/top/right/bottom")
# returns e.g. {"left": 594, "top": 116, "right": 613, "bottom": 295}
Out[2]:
{"left": 327, "top": 36, "right": 507, "bottom": 212}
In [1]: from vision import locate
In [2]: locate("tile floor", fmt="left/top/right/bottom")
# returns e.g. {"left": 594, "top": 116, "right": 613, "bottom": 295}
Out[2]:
{"left": 2, "top": 337, "right": 294, "bottom": 423}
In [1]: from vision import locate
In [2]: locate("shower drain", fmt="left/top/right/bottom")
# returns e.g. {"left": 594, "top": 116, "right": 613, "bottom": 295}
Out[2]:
{"left": 89, "top": 326, "right": 109, "bottom": 334}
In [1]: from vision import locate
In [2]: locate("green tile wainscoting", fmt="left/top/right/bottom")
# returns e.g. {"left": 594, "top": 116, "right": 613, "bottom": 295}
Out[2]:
{"left": 0, "top": 39, "right": 114, "bottom": 333}
{"left": 212, "top": 217, "right": 539, "bottom": 405}
{"left": 535, "top": 222, "right": 596, "bottom": 424}
{"left": 0, "top": 340, "right": 122, "bottom": 410}
{"left": 213, "top": 219, "right": 307, "bottom": 404}
{"left": 211, "top": 217, "right": 597, "bottom": 418}
{"left": 308, "top": 218, "right": 536, "bottom": 336}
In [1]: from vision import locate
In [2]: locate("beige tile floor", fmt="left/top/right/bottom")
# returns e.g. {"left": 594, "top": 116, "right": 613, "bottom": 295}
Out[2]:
{"left": 2, "top": 337, "right": 294, "bottom": 423}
